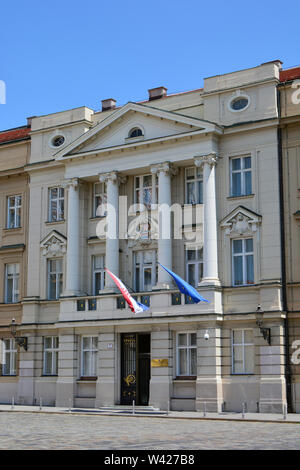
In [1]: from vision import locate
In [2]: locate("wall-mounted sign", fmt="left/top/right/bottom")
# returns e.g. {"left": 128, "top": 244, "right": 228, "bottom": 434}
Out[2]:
{"left": 151, "top": 358, "right": 168, "bottom": 368}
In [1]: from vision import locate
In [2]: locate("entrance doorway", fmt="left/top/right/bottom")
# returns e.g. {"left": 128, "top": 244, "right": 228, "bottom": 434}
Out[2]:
{"left": 121, "top": 333, "right": 150, "bottom": 405}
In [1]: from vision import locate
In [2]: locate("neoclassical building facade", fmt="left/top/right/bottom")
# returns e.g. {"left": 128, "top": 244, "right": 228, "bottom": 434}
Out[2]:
{"left": 1, "top": 60, "right": 299, "bottom": 413}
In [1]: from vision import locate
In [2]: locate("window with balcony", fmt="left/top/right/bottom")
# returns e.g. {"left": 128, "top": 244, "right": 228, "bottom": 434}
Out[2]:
{"left": 134, "top": 174, "right": 158, "bottom": 209}
{"left": 230, "top": 156, "right": 252, "bottom": 197}
{"left": 93, "top": 182, "right": 107, "bottom": 217}
{"left": 5, "top": 263, "right": 20, "bottom": 303}
{"left": 7, "top": 195, "right": 22, "bottom": 228}
{"left": 186, "top": 247, "right": 203, "bottom": 287}
{"left": 134, "top": 250, "right": 157, "bottom": 292}
{"left": 185, "top": 167, "right": 203, "bottom": 204}
{"left": 48, "top": 187, "right": 64, "bottom": 222}
{"left": 93, "top": 255, "right": 105, "bottom": 294}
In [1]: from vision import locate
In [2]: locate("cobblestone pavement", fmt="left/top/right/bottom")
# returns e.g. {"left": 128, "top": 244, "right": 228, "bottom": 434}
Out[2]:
{"left": 0, "top": 412, "right": 299, "bottom": 449}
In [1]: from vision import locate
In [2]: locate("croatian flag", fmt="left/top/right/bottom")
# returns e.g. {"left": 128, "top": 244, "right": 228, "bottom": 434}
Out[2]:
{"left": 105, "top": 269, "right": 149, "bottom": 314}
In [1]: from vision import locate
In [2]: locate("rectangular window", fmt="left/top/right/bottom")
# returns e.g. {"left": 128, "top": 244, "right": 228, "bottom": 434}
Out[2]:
{"left": 47, "top": 259, "right": 63, "bottom": 300}
{"left": 49, "top": 187, "right": 64, "bottom": 222}
{"left": 93, "top": 182, "right": 107, "bottom": 217}
{"left": 2, "top": 339, "right": 17, "bottom": 376}
{"left": 43, "top": 337, "right": 59, "bottom": 375}
{"left": 7, "top": 195, "right": 22, "bottom": 228}
{"left": 93, "top": 255, "right": 105, "bottom": 294}
{"left": 81, "top": 336, "right": 98, "bottom": 377}
{"left": 185, "top": 167, "right": 203, "bottom": 204}
{"left": 232, "top": 329, "right": 254, "bottom": 374}
{"left": 186, "top": 248, "right": 203, "bottom": 287}
{"left": 134, "top": 174, "right": 158, "bottom": 209}
{"left": 232, "top": 238, "right": 254, "bottom": 286}
{"left": 177, "top": 332, "right": 197, "bottom": 377}
{"left": 230, "top": 156, "right": 252, "bottom": 197}
{"left": 134, "top": 250, "right": 157, "bottom": 292}
{"left": 5, "top": 263, "right": 20, "bottom": 303}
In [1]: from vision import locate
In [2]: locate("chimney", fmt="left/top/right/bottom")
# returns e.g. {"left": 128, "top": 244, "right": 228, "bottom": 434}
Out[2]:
{"left": 148, "top": 86, "right": 167, "bottom": 101}
{"left": 101, "top": 98, "right": 116, "bottom": 112}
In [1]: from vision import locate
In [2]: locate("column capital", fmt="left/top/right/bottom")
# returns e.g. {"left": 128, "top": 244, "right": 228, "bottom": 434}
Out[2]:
{"left": 150, "top": 162, "right": 178, "bottom": 177}
{"left": 194, "top": 153, "right": 218, "bottom": 169}
{"left": 99, "top": 171, "right": 126, "bottom": 185}
{"left": 63, "top": 178, "right": 80, "bottom": 190}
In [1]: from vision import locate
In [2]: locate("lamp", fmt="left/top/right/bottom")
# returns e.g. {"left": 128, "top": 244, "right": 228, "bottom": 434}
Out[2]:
{"left": 255, "top": 305, "right": 271, "bottom": 345}
{"left": 10, "top": 318, "right": 28, "bottom": 351}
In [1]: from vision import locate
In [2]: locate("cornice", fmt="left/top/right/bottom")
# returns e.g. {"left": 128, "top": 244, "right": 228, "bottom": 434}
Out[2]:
{"left": 0, "top": 136, "right": 30, "bottom": 147}
{"left": 0, "top": 166, "right": 27, "bottom": 177}
{"left": 29, "top": 119, "right": 93, "bottom": 135}
{"left": 25, "top": 159, "right": 64, "bottom": 172}
{"left": 60, "top": 128, "right": 221, "bottom": 162}
{"left": 223, "top": 117, "right": 279, "bottom": 134}
{"left": 202, "top": 77, "right": 279, "bottom": 97}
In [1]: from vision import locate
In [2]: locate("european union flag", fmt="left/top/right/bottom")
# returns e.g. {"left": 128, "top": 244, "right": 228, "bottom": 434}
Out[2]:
{"left": 159, "top": 263, "right": 209, "bottom": 303}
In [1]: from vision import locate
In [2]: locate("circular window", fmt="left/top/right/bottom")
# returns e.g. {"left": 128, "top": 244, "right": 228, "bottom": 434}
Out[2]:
{"left": 51, "top": 135, "right": 65, "bottom": 147}
{"left": 128, "top": 127, "right": 143, "bottom": 138}
{"left": 229, "top": 96, "right": 249, "bottom": 112}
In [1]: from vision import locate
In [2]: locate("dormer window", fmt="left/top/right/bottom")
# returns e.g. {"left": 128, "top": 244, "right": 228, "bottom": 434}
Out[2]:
{"left": 128, "top": 127, "right": 143, "bottom": 138}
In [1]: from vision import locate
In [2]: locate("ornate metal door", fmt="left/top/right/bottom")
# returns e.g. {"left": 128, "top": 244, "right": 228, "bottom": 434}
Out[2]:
{"left": 121, "top": 334, "right": 137, "bottom": 404}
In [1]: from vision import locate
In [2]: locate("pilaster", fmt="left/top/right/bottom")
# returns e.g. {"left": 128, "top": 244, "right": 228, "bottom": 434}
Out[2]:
{"left": 195, "top": 325, "right": 224, "bottom": 412}
{"left": 149, "top": 326, "right": 173, "bottom": 410}
{"left": 95, "top": 329, "right": 116, "bottom": 407}
{"left": 56, "top": 330, "right": 78, "bottom": 407}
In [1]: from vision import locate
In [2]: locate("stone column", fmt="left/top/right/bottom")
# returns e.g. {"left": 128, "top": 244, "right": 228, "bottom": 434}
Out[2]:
{"left": 99, "top": 171, "right": 125, "bottom": 292}
{"left": 56, "top": 330, "right": 78, "bottom": 407}
{"left": 151, "top": 162, "right": 177, "bottom": 289}
{"left": 64, "top": 178, "right": 81, "bottom": 296}
{"left": 194, "top": 154, "right": 220, "bottom": 286}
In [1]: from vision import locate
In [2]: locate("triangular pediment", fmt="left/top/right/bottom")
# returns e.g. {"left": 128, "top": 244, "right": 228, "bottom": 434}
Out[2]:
{"left": 55, "top": 102, "right": 221, "bottom": 160}
{"left": 220, "top": 206, "right": 262, "bottom": 236}
{"left": 40, "top": 230, "right": 67, "bottom": 257}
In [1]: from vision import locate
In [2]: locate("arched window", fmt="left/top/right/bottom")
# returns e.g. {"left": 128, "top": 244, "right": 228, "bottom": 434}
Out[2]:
{"left": 128, "top": 127, "right": 143, "bottom": 138}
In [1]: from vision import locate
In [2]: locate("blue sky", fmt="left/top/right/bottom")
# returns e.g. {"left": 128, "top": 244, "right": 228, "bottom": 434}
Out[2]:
{"left": 1, "top": 0, "right": 299, "bottom": 130}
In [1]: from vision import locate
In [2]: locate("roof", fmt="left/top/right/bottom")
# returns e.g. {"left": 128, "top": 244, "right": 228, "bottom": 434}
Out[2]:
{"left": 0, "top": 126, "right": 31, "bottom": 144}
{"left": 280, "top": 67, "right": 300, "bottom": 82}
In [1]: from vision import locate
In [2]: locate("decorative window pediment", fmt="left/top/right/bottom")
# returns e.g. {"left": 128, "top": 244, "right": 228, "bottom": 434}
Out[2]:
{"left": 220, "top": 206, "right": 262, "bottom": 236}
{"left": 40, "top": 230, "right": 67, "bottom": 257}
